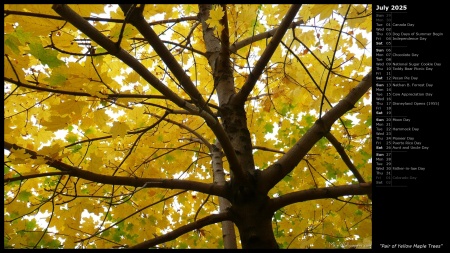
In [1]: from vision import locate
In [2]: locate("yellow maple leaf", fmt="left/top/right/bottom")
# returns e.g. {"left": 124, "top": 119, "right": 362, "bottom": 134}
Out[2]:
{"left": 87, "top": 152, "right": 104, "bottom": 172}
{"left": 38, "top": 144, "right": 63, "bottom": 159}
{"left": 309, "top": 4, "right": 338, "bottom": 21}
{"left": 93, "top": 109, "right": 110, "bottom": 129}
{"left": 40, "top": 115, "right": 71, "bottom": 131}
{"left": 4, "top": 118, "right": 13, "bottom": 135}
{"left": 110, "top": 121, "right": 130, "bottom": 138}
{"left": 124, "top": 71, "right": 141, "bottom": 84}
{"left": 355, "top": 33, "right": 368, "bottom": 49}
{"left": 206, "top": 6, "right": 224, "bottom": 34}
{"left": 52, "top": 98, "right": 88, "bottom": 117}
{"left": 9, "top": 148, "right": 32, "bottom": 164}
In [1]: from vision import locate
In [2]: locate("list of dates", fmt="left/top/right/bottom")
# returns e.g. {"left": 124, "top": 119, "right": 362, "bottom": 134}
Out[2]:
{"left": 373, "top": 5, "right": 444, "bottom": 187}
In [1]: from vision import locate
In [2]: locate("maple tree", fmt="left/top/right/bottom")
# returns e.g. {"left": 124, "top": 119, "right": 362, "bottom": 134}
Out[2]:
{"left": 4, "top": 4, "right": 372, "bottom": 249}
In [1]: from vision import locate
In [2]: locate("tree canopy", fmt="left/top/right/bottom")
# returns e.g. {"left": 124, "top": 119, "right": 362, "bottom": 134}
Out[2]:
{"left": 4, "top": 4, "right": 372, "bottom": 249}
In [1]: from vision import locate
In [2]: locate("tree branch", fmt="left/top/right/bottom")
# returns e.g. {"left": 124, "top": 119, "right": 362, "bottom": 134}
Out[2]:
{"left": 130, "top": 212, "right": 231, "bottom": 249}
{"left": 4, "top": 77, "right": 172, "bottom": 100}
{"left": 51, "top": 4, "right": 191, "bottom": 110}
{"left": 4, "top": 9, "right": 124, "bottom": 23}
{"left": 51, "top": 4, "right": 244, "bottom": 183}
{"left": 4, "top": 141, "right": 227, "bottom": 198}
{"left": 232, "top": 4, "right": 301, "bottom": 106}
{"left": 253, "top": 145, "right": 285, "bottom": 154}
{"left": 118, "top": 4, "right": 214, "bottom": 116}
{"left": 260, "top": 71, "right": 372, "bottom": 193}
{"left": 268, "top": 182, "right": 372, "bottom": 213}
{"left": 325, "top": 132, "right": 366, "bottom": 184}
{"left": 230, "top": 20, "right": 304, "bottom": 53}
{"left": 4, "top": 171, "right": 70, "bottom": 183}
{"left": 325, "top": 132, "right": 372, "bottom": 200}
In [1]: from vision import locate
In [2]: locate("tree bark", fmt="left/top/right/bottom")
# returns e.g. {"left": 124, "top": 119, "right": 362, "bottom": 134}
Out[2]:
{"left": 229, "top": 195, "right": 278, "bottom": 248}
{"left": 212, "top": 141, "right": 237, "bottom": 249}
{"left": 198, "top": 4, "right": 280, "bottom": 248}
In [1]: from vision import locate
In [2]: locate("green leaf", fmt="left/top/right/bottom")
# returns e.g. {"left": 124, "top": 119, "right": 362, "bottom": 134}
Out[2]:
{"left": 65, "top": 135, "right": 78, "bottom": 144}
{"left": 343, "top": 119, "right": 353, "bottom": 128}
{"left": 282, "top": 175, "right": 292, "bottom": 182}
{"left": 126, "top": 222, "right": 134, "bottom": 231}
{"left": 28, "top": 43, "right": 64, "bottom": 68}
{"left": 116, "top": 220, "right": 125, "bottom": 230}
{"left": 304, "top": 114, "right": 315, "bottom": 126}
{"left": 4, "top": 35, "right": 21, "bottom": 55}
{"left": 325, "top": 163, "right": 337, "bottom": 179}
{"left": 84, "top": 127, "right": 95, "bottom": 135}
{"left": 278, "top": 241, "right": 288, "bottom": 249}
{"left": 365, "top": 116, "right": 372, "bottom": 126}
{"left": 264, "top": 122, "right": 274, "bottom": 134}
{"left": 4, "top": 165, "right": 10, "bottom": 174}
{"left": 274, "top": 210, "right": 283, "bottom": 221}
{"left": 44, "top": 72, "right": 67, "bottom": 87}
{"left": 112, "top": 232, "right": 122, "bottom": 243}
{"left": 18, "top": 190, "right": 32, "bottom": 201}
{"left": 275, "top": 228, "right": 284, "bottom": 238}
{"left": 165, "top": 154, "right": 175, "bottom": 162}
{"left": 325, "top": 235, "right": 337, "bottom": 243}
{"left": 178, "top": 242, "right": 188, "bottom": 249}
{"left": 14, "top": 27, "right": 35, "bottom": 44}
{"left": 100, "top": 230, "right": 111, "bottom": 238}
{"left": 25, "top": 220, "right": 37, "bottom": 230}
{"left": 317, "top": 137, "right": 328, "bottom": 149}
{"left": 148, "top": 215, "right": 157, "bottom": 225}
{"left": 45, "top": 239, "right": 62, "bottom": 248}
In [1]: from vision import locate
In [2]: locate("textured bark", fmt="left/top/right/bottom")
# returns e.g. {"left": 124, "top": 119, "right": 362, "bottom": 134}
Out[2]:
{"left": 198, "top": 4, "right": 255, "bottom": 184}
{"left": 199, "top": 4, "right": 277, "bottom": 248}
{"left": 198, "top": 4, "right": 235, "bottom": 106}
{"left": 212, "top": 141, "right": 237, "bottom": 249}
{"left": 229, "top": 195, "right": 278, "bottom": 248}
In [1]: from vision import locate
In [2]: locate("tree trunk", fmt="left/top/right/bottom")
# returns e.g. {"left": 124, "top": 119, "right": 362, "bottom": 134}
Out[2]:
{"left": 230, "top": 195, "right": 278, "bottom": 249}
{"left": 199, "top": 4, "right": 279, "bottom": 248}
{"left": 212, "top": 141, "right": 237, "bottom": 248}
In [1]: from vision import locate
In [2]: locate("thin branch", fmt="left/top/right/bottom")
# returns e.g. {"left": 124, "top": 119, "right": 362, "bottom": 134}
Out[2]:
{"left": 146, "top": 112, "right": 213, "bottom": 152}
{"left": 118, "top": 4, "right": 214, "bottom": 116}
{"left": 325, "top": 132, "right": 371, "bottom": 200}
{"left": 130, "top": 212, "right": 231, "bottom": 249}
{"left": 4, "top": 172, "right": 70, "bottom": 183}
{"left": 4, "top": 10, "right": 197, "bottom": 25}
{"left": 112, "top": 111, "right": 169, "bottom": 176}
{"left": 4, "top": 9, "right": 124, "bottom": 23}
{"left": 325, "top": 132, "right": 366, "bottom": 184}
{"left": 269, "top": 182, "right": 372, "bottom": 213}
{"left": 319, "top": 5, "right": 350, "bottom": 119}
{"left": 230, "top": 20, "right": 304, "bottom": 53}
{"left": 232, "top": 4, "right": 301, "bottom": 105}
{"left": 4, "top": 141, "right": 227, "bottom": 198}
{"left": 252, "top": 146, "right": 285, "bottom": 154}
{"left": 77, "top": 190, "right": 188, "bottom": 243}
{"left": 260, "top": 71, "right": 372, "bottom": 193}
{"left": 148, "top": 16, "right": 198, "bottom": 26}
{"left": 4, "top": 77, "right": 162, "bottom": 100}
